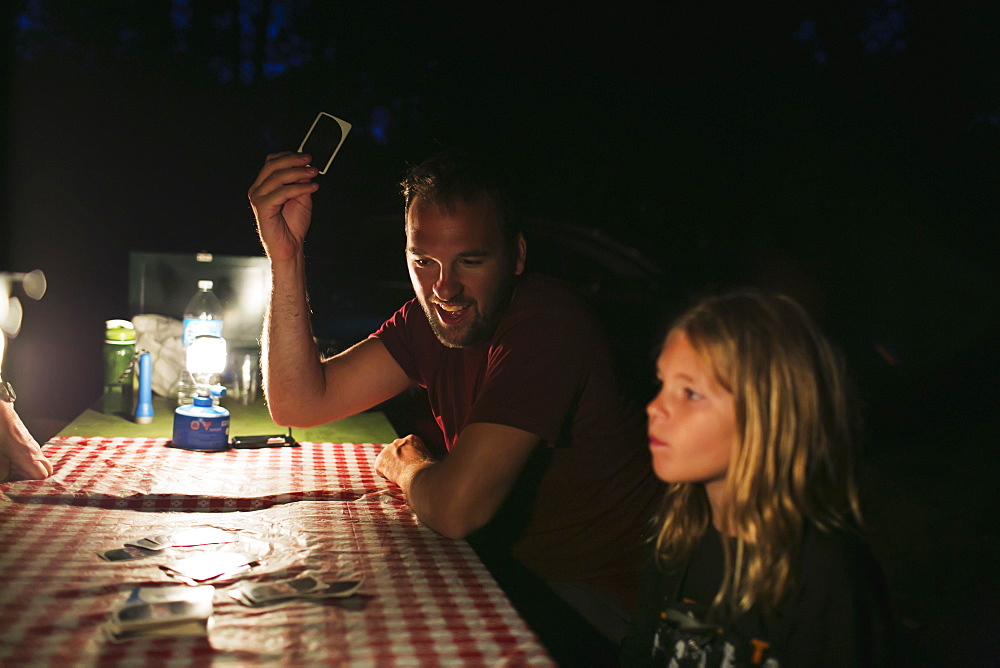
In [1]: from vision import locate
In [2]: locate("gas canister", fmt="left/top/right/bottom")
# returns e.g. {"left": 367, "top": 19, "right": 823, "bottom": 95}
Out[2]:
{"left": 172, "top": 395, "right": 230, "bottom": 451}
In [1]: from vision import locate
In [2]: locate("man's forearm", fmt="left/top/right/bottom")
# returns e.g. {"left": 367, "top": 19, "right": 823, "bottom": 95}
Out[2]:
{"left": 376, "top": 424, "right": 540, "bottom": 541}
{"left": 396, "top": 457, "right": 507, "bottom": 541}
{"left": 400, "top": 463, "right": 483, "bottom": 540}
{"left": 375, "top": 437, "right": 478, "bottom": 540}
{"left": 262, "top": 253, "right": 325, "bottom": 426}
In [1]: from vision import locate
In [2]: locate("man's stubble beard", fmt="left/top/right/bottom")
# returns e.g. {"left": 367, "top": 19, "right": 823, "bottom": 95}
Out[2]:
{"left": 421, "top": 272, "right": 518, "bottom": 349}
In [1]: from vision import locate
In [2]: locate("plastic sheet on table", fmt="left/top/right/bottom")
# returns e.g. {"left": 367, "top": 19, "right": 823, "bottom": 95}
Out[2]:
{"left": 0, "top": 439, "right": 554, "bottom": 666}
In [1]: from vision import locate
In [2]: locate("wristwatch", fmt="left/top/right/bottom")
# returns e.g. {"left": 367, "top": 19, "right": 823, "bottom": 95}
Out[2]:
{"left": 0, "top": 374, "right": 15, "bottom": 403}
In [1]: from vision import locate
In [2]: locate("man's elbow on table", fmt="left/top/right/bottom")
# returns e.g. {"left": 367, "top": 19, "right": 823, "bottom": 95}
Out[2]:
{"left": 409, "top": 471, "right": 499, "bottom": 541}
{"left": 424, "top": 506, "right": 492, "bottom": 541}
{"left": 264, "top": 394, "right": 325, "bottom": 430}
{"left": 412, "top": 423, "right": 539, "bottom": 541}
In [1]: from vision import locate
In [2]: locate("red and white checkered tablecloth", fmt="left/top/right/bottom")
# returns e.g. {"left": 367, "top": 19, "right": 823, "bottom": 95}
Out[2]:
{"left": 0, "top": 437, "right": 553, "bottom": 666}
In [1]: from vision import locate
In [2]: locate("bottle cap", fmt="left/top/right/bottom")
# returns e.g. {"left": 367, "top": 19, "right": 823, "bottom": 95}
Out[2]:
{"left": 105, "top": 319, "right": 136, "bottom": 342}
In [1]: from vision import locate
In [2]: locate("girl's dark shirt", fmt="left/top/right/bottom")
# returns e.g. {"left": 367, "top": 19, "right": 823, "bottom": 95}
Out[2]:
{"left": 620, "top": 523, "right": 897, "bottom": 666}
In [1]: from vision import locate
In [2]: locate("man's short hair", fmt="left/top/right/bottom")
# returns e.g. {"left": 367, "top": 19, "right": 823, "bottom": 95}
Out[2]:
{"left": 401, "top": 150, "right": 522, "bottom": 246}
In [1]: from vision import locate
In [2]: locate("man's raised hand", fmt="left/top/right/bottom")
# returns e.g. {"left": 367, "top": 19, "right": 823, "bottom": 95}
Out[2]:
{"left": 248, "top": 151, "right": 320, "bottom": 262}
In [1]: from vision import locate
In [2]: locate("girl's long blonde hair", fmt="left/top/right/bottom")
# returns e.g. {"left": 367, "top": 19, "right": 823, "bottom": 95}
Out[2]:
{"left": 654, "top": 289, "right": 863, "bottom": 615}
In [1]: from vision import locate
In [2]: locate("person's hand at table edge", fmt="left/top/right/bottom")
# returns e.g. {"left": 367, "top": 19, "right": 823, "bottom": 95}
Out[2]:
{"left": 375, "top": 434, "right": 436, "bottom": 492}
{"left": 0, "top": 400, "right": 54, "bottom": 482}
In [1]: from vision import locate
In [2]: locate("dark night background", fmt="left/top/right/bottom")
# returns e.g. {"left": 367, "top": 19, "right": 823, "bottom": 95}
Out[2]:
{"left": 1, "top": 1, "right": 997, "bottom": 665}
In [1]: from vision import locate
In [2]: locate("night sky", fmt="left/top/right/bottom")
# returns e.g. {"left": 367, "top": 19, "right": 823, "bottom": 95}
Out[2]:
{"left": 2, "top": 2, "right": 998, "bottom": 663}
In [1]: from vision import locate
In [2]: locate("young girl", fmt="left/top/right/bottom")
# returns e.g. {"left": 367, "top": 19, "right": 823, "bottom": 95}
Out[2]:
{"left": 621, "top": 289, "right": 895, "bottom": 667}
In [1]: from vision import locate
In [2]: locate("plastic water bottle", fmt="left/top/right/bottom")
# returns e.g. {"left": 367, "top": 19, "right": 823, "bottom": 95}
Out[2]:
{"left": 103, "top": 319, "right": 136, "bottom": 416}
{"left": 182, "top": 280, "right": 223, "bottom": 345}
{"left": 177, "top": 280, "right": 223, "bottom": 405}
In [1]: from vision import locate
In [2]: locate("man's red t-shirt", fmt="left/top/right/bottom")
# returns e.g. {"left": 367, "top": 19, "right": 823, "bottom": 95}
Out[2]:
{"left": 373, "top": 273, "right": 662, "bottom": 608}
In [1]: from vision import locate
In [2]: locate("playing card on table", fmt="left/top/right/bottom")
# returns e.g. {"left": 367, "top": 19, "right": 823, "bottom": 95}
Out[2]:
{"left": 124, "top": 537, "right": 170, "bottom": 552}
{"left": 126, "top": 527, "right": 238, "bottom": 550}
{"left": 160, "top": 551, "right": 259, "bottom": 585}
{"left": 104, "top": 585, "right": 214, "bottom": 642}
{"left": 230, "top": 572, "right": 362, "bottom": 606}
{"left": 99, "top": 545, "right": 159, "bottom": 562}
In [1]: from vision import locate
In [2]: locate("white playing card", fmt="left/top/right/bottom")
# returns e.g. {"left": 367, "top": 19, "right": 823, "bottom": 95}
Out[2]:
{"left": 129, "top": 527, "right": 238, "bottom": 550}
{"left": 160, "top": 552, "right": 258, "bottom": 584}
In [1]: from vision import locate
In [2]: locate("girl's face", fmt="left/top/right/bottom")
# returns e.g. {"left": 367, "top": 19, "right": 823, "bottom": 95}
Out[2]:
{"left": 646, "top": 331, "right": 738, "bottom": 503}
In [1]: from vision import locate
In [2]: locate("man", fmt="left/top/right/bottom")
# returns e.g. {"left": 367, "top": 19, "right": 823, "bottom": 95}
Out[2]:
{"left": 249, "top": 149, "right": 662, "bottom": 657}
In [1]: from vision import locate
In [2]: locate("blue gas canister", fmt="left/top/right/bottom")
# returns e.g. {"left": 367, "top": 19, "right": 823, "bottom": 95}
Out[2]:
{"left": 172, "top": 395, "right": 230, "bottom": 451}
